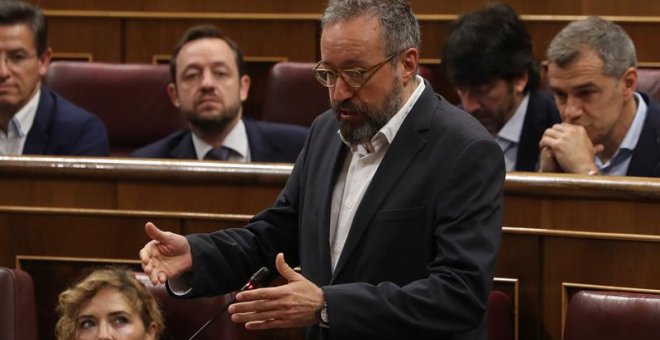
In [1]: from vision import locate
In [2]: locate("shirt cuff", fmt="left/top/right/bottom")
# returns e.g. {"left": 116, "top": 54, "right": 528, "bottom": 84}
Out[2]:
{"left": 167, "top": 271, "right": 194, "bottom": 296}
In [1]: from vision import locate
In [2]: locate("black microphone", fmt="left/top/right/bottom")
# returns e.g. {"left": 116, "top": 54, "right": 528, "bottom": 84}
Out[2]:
{"left": 187, "top": 267, "right": 273, "bottom": 340}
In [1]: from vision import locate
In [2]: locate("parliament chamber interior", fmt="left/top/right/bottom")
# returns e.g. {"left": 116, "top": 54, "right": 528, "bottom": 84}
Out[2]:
{"left": 3, "top": 1, "right": 660, "bottom": 339}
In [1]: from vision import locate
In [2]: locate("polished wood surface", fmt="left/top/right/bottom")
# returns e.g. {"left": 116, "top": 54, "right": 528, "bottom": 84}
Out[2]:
{"left": 0, "top": 156, "right": 289, "bottom": 213}
{"left": 3, "top": 156, "right": 660, "bottom": 340}
{"left": 22, "top": 0, "right": 660, "bottom": 65}
{"left": 20, "top": 0, "right": 660, "bottom": 117}
{"left": 23, "top": 0, "right": 660, "bottom": 16}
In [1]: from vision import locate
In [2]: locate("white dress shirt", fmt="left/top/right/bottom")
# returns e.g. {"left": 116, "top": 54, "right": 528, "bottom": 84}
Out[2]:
{"left": 328, "top": 76, "right": 426, "bottom": 270}
{"left": 192, "top": 119, "right": 251, "bottom": 161}
{"left": 495, "top": 93, "right": 530, "bottom": 171}
{"left": 0, "top": 89, "right": 40, "bottom": 155}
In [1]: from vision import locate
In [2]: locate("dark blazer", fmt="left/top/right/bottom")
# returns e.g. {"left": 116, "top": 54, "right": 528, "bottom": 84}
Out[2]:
{"left": 181, "top": 82, "right": 505, "bottom": 339}
{"left": 23, "top": 86, "right": 109, "bottom": 156}
{"left": 627, "top": 92, "right": 660, "bottom": 177}
{"left": 515, "top": 90, "right": 561, "bottom": 171}
{"left": 130, "top": 119, "right": 308, "bottom": 163}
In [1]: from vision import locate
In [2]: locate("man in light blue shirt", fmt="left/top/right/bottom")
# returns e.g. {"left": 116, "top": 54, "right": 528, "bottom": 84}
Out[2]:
{"left": 442, "top": 3, "right": 560, "bottom": 171}
{"left": 540, "top": 16, "right": 660, "bottom": 177}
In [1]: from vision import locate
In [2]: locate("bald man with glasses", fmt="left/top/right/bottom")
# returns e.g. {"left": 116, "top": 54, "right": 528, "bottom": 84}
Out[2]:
{"left": 141, "top": 0, "right": 504, "bottom": 338}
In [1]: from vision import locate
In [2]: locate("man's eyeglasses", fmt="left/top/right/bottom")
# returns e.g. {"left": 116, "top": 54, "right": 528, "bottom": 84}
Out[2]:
{"left": 0, "top": 51, "right": 36, "bottom": 70}
{"left": 313, "top": 54, "right": 398, "bottom": 88}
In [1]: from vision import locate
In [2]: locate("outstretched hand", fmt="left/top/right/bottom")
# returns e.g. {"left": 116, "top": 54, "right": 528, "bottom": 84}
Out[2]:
{"left": 228, "top": 253, "right": 324, "bottom": 329}
{"left": 139, "top": 222, "right": 193, "bottom": 285}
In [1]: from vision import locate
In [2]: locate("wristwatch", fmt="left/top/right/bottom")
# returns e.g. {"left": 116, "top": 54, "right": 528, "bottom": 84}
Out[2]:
{"left": 317, "top": 301, "right": 329, "bottom": 328}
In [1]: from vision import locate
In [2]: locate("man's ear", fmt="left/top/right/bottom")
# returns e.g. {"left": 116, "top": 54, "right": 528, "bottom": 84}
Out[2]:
{"left": 400, "top": 48, "right": 419, "bottom": 85}
{"left": 167, "top": 83, "right": 180, "bottom": 108}
{"left": 239, "top": 74, "right": 251, "bottom": 102}
{"left": 621, "top": 67, "right": 637, "bottom": 100}
{"left": 37, "top": 47, "right": 52, "bottom": 77}
{"left": 512, "top": 72, "right": 529, "bottom": 94}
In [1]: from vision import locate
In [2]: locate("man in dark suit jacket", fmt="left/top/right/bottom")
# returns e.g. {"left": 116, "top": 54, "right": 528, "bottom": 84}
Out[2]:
{"left": 442, "top": 3, "right": 560, "bottom": 171}
{"left": 140, "top": 1, "right": 504, "bottom": 339}
{"left": 541, "top": 17, "right": 660, "bottom": 177}
{"left": 130, "top": 119, "right": 306, "bottom": 163}
{"left": 130, "top": 25, "right": 307, "bottom": 163}
{"left": 0, "top": 2, "right": 108, "bottom": 156}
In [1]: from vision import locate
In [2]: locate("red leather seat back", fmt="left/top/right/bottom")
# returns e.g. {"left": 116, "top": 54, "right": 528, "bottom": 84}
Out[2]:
{"left": 488, "top": 289, "right": 514, "bottom": 340}
{"left": 261, "top": 62, "right": 329, "bottom": 127}
{"left": 0, "top": 267, "right": 38, "bottom": 340}
{"left": 44, "top": 61, "right": 187, "bottom": 155}
{"left": 134, "top": 273, "right": 262, "bottom": 340}
{"left": 637, "top": 68, "right": 660, "bottom": 102}
{"left": 563, "top": 290, "right": 660, "bottom": 340}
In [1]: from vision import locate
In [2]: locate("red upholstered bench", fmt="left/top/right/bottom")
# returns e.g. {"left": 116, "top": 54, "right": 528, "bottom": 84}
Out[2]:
{"left": 0, "top": 267, "right": 38, "bottom": 340}
{"left": 261, "top": 62, "right": 329, "bottom": 127}
{"left": 563, "top": 290, "right": 660, "bottom": 340}
{"left": 133, "top": 272, "right": 263, "bottom": 340}
{"left": 44, "top": 61, "right": 186, "bottom": 155}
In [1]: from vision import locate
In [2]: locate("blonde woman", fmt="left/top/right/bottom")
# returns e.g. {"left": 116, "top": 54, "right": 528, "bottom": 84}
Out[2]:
{"left": 55, "top": 268, "right": 164, "bottom": 340}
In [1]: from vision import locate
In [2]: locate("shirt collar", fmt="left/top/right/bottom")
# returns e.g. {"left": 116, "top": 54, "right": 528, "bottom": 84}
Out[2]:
{"left": 618, "top": 92, "right": 647, "bottom": 152}
{"left": 497, "top": 93, "right": 530, "bottom": 144}
{"left": 339, "top": 75, "right": 426, "bottom": 155}
{"left": 11, "top": 88, "right": 41, "bottom": 138}
{"left": 192, "top": 119, "right": 250, "bottom": 160}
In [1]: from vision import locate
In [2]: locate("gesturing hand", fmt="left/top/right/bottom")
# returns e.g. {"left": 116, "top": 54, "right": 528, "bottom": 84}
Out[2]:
{"left": 139, "top": 222, "right": 193, "bottom": 285}
{"left": 228, "top": 253, "right": 325, "bottom": 329}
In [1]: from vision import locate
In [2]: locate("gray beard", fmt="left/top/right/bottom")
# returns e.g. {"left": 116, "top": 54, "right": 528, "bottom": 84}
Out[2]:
{"left": 333, "top": 78, "right": 404, "bottom": 145}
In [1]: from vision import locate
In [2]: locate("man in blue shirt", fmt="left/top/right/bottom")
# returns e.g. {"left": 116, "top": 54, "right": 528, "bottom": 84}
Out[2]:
{"left": 540, "top": 16, "right": 660, "bottom": 177}
{"left": 442, "top": 3, "right": 560, "bottom": 171}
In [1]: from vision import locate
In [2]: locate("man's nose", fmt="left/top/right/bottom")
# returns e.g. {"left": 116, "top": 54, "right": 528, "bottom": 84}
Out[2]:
{"left": 0, "top": 57, "right": 11, "bottom": 79}
{"left": 330, "top": 76, "right": 354, "bottom": 103}
{"left": 562, "top": 96, "right": 583, "bottom": 122}
{"left": 200, "top": 69, "right": 216, "bottom": 89}
{"left": 458, "top": 92, "right": 481, "bottom": 113}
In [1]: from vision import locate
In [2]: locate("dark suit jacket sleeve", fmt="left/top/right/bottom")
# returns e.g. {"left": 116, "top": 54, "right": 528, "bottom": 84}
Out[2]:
{"left": 182, "top": 126, "right": 312, "bottom": 295}
{"left": 66, "top": 113, "right": 110, "bottom": 156}
{"left": 24, "top": 87, "right": 110, "bottom": 156}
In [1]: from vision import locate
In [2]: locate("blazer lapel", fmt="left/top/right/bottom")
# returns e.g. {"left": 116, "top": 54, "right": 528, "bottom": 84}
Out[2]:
{"left": 243, "top": 119, "right": 269, "bottom": 161}
{"left": 23, "top": 88, "right": 51, "bottom": 154}
{"left": 516, "top": 91, "right": 560, "bottom": 171}
{"left": 330, "top": 85, "right": 435, "bottom": 282}
{"left": 628, "top": 93, "right": 660, "bottom": 176}
{"left": 170, "top": 131, "right": 197, "bottom": 159}
{"left": 317, "top": 132, "right": 347, "bottom": 284}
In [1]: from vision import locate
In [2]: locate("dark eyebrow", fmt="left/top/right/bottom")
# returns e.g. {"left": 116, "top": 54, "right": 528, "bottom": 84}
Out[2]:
{"left": 572, "top": 82, "right": 599, "bottom": 92}
{"left": 549, "top": 86, "right": 565, "bottom": 94}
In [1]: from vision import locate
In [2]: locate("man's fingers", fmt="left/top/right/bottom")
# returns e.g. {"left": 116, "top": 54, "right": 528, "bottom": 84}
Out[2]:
{"left": 158, "top": 271, "right": 167, "bottom": 284}
{"left": 275, "top": 253, "right": 300, "bottom": 282}
{"left": 594, "top": 143, "right": 605, "bottom": 153}
{"left": 236, "top": 286, "right": 283, "bottom": 302}
{"left": 230, "top": 299, "right": 278, "bottom": 314}
{"left": 145, "top": 222, "right": 166, "bottom": 242}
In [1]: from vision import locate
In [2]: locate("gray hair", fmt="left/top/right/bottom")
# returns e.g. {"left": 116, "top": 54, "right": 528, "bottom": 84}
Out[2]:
{"left": 321, "top": 0, "right": 420, "bottom": 58}
{"left": 546, "top": 16, "right": 637, "bottom": 78}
